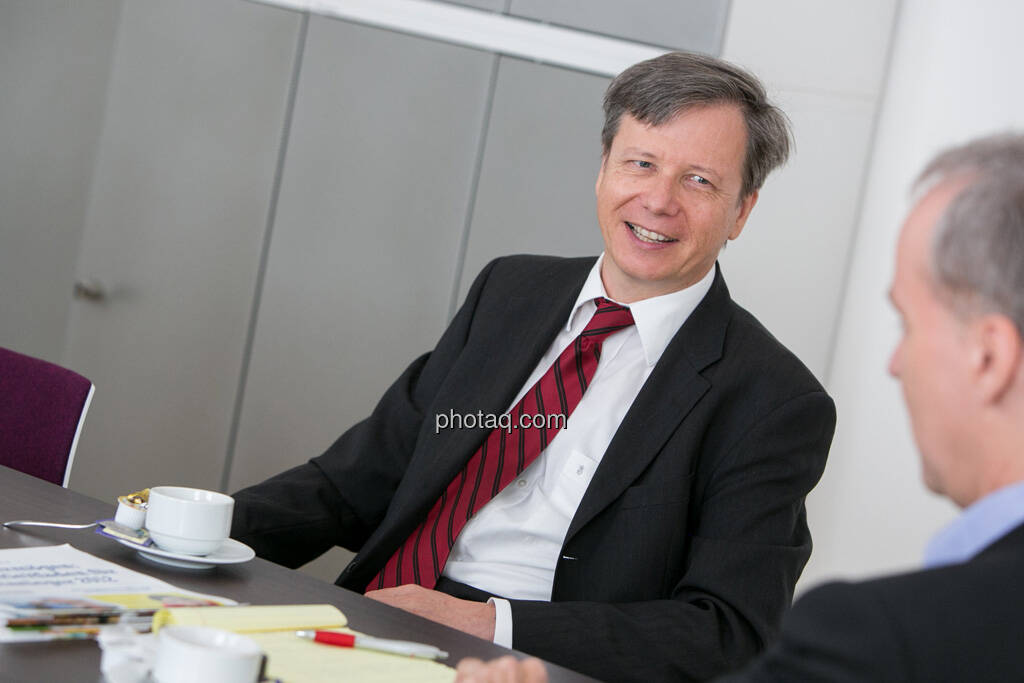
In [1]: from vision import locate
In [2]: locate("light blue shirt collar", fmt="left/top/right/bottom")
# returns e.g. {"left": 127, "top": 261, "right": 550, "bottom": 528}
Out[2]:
{"left": 566, "top": 253, "right": 716, "bottom": 367}
{"left": 923, "top": 479, "right": 1024, "bottom": 568}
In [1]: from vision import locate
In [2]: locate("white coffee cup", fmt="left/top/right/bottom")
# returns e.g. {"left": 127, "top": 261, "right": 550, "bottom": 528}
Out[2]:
{"left": 145, "top": 486, "right": 234, "bottom": 556}
{"left": 153, "top": 625, "right": 263, "bottom": 683}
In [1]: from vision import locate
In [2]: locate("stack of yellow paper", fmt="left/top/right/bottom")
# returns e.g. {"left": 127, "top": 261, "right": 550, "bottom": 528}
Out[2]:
{"left": 153, "top": 604, "right": 454, "bottom": 683}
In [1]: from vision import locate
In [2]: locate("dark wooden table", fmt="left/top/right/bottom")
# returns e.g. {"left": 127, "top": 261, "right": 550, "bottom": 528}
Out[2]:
{"left": 0, "top": 466, "right": 598, "bottom": 682}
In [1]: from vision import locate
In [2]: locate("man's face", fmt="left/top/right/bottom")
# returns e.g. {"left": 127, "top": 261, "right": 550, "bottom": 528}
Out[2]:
{"left": 888, "top": 180, "right": 977, "bottom": 506}
{"left": 595, "top": 105, "right": 758, "bottom": 302}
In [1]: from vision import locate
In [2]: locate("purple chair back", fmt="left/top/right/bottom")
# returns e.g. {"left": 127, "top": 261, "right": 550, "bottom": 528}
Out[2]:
{"left": 0, "top": 346, "right": 94, "bottom": 486}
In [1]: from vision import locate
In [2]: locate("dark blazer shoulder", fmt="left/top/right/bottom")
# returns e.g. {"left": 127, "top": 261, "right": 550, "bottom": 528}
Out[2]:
{"left": 731, "top": 522, "right": 1024, "bottom": 682}
{"left": 680, "top": 268, "right": 830, "bottom": 421}
{"left": 839, "top": 519, "right": 1024, "bottom": 611}
{"left": 475, "top": 254, "right": 596, "bottom": 296}
{"left": 723, "top": 300, "right": 827, "bottom": 396}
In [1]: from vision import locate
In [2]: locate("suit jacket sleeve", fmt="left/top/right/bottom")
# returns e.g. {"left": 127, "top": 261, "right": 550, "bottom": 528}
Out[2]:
{"left": 716, "top": 581, "right": 906, "bottom": 683}
{"left": 230, "top": 258, "right": 501, "bottom": 568}
{"left": 509, "top": 388, "right": 836, "bottom": 682}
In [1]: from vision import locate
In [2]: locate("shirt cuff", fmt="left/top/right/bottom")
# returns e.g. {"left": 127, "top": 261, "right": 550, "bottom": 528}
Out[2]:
{"left": 488, "top": 597, "right": 513, "bottom": 648}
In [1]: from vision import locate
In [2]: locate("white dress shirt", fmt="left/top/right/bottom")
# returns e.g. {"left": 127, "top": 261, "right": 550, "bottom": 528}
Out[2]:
{"left": 442, "top": 254, "right": 715, "bottom": 646}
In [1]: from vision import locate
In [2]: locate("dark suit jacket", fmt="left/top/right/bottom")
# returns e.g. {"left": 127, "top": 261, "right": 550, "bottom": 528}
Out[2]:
{"left": 232, "top": 255, "right": 836, "bottom": 682}
{"left": 719, "top": 522, "right": 1024, "bottom": 682}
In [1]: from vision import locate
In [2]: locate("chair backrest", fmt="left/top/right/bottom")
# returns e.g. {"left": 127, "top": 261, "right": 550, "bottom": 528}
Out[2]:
{"left": 0, "top": 346, "right": 94, "bottom": 487}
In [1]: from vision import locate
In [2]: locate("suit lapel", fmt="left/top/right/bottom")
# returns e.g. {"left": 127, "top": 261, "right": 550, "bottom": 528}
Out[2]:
{"left": 565, "top": 266, "right": 733, "bottom": 541}
{"left": 425, "top": 294, "right": 569, "bottom": 482}
{"left": 404, "top": 259, "right": 594, "bottom": 516}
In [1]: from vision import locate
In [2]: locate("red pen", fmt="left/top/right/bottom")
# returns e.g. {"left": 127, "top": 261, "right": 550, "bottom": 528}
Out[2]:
{"left": 295, "top": 630, "right": 449, "bottom": 660}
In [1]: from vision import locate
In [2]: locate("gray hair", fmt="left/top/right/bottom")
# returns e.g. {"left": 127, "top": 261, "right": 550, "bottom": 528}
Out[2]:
{"left": 915, "top": 133, "right": 1024, "bottom": 333}
{"left": 601, "top": 51, "right": 792, "bottom": 199}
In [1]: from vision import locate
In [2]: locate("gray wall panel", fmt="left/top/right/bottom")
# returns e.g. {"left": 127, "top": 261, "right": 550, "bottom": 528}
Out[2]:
{"left": 228, "top": 17, "right": 494, "bottom": 490}
{"left": 63, "top": 0, "right": 300, "bottom": 500}
{"left": 0, "top": 0, "right": 122, "bottom": 362}
{"left": 458, "top": 58, "right": 608, "bottom": 301}
{"left": 509, "top": 0, "right": 730, "bottom": 54}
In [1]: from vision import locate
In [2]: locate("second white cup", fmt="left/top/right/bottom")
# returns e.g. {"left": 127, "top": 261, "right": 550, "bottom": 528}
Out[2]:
{"left": 153, "top": 626, "right": 263, "bottom": 683}
{"left": 145, "top": 486, "right": 234, "bottom": 556}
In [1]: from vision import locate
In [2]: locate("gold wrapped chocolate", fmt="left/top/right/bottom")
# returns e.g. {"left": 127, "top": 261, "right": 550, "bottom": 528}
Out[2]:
{"left": 122, "top": 488, "right": 150, "bottom": 507}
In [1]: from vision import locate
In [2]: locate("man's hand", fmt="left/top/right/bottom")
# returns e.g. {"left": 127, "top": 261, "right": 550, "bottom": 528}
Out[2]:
{"left": 365, "top": 584, "right": 497, "bottom": 640}
{"left": 455, "top": 656, "right": 548, "bottom": 683}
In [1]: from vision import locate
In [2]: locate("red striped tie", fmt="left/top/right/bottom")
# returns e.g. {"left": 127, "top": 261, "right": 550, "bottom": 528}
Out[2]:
{"left": 369, "top": 298, "right": 635, "bottom": 590}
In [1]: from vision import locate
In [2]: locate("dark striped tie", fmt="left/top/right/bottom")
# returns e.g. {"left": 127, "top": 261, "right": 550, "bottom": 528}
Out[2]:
{"left": 369, "top": 298, "right": 635, "bottom": 590}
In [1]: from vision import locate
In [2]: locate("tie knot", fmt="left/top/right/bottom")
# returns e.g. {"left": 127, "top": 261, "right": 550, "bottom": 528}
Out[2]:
{"left": 581, "top": 298, "right": 634, "bottom": 340}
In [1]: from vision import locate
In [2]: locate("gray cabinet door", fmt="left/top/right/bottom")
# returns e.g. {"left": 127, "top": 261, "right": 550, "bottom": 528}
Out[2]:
{"left": 227, "top": 17, "right": 494, "bottom": 490}
{"left": 0, "top": 0, "right": 121, "bottom": 363}
{"left": 63, "top": 0, "right": 300, "bottom": 500}
{"left": 509, "top": 0, "right": 730, "bottom": 53}
{"left": 458, "top": 57, "right": 609, "bottom": 301}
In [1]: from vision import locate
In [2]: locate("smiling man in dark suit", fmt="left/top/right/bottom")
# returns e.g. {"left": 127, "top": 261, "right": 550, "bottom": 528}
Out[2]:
{"left": 231, "top": 52, "right": 835, "bottom": 682}
{"left": 455, "top": 133, "right": 1024, "bottom": 683}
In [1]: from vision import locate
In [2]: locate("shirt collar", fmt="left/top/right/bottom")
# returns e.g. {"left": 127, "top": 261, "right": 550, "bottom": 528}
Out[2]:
{"left": 923, "top": 479, "right": 1024, "bottom": 568}
{"left": 566, "top": 253, "right": 716, "bottom": 367}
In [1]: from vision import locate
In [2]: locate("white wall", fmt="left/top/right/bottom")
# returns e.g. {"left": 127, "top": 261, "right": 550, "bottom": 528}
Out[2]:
{"left": 719, "top": 0, "right": 898, "bottom": 381}
{"left": 802, "top": 0, "right": 1024, "bottom": 588}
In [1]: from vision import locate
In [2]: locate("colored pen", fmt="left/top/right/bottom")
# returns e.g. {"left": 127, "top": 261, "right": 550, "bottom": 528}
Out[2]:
{"left": 295, "top": 630, "right": 449, "bottom": 660}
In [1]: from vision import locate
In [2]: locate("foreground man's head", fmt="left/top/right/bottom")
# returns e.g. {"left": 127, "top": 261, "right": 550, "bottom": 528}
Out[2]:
{"left": 889, "top": 133, "right": 1024, "bottom": 508}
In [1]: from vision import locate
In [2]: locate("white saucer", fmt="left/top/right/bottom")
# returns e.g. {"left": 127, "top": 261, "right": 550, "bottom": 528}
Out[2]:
{"left": 116, "top": 537, "right": 255, "bottom": 569}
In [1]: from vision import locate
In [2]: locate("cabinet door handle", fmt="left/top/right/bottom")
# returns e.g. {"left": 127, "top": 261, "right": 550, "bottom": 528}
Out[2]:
{"left": 73, "top": 279, "right": 106, "bottom": 302}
